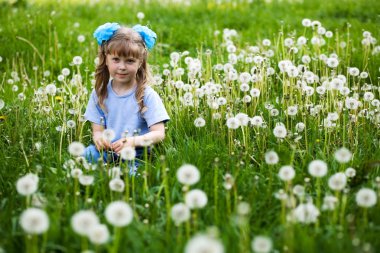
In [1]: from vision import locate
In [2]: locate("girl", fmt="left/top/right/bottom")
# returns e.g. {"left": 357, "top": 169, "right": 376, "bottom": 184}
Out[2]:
{"left": 83, "top": 23, "right": 169, "bottom": 167}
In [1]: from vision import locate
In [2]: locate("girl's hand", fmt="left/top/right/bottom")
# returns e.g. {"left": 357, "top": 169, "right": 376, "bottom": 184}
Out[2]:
{"left": 93, "top": 134, "right": 110, "bottom": 151}
{"left": 111, "top": 137, "right": 134, "bottom": 154}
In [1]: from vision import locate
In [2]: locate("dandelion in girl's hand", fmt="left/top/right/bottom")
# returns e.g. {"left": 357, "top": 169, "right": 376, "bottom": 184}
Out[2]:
{"left": 120, "top": 146, "right": 136, "bottom": 160}
{"left": 185, "top": 234, "right": 224, "bottom": 253}
{"left": 88, "top": 224, "right": 109, "bottom": 245}
{"left": 334, "top": 147, "right": 352, "bottom": 164}
{"left": 264, "top": 151, "right": 279, "bottom": 165}
{"left": 68, "top": 141, "right": 85, "bottom": 157}
{"left": 170, "top": 203, "right": 191, "bottom": 225}
{"left": 293, "top": 202, "right": 320, "bottom": 224}
{"left": 102, "top": 129, "right": 115, "bottom": 143}
{"left": 328, "top": 172, "right": 347, "bottom": 191}
{"left": 251, "top": 236, "right": 272, "bottom": 253}
{"left": 177, "top": 164, "right": 200, "bottom": 185}
{"left": 308, "top": 160, "right": 328, "bottom": 178}
{"left": 194, "top": 117, "right": 206, "bottom": 127}
{"left": 105, "top": 201, "right": 133, "bottom": 227}
{"left": 278, "top": 166, "right": 295, "bottom": 181}
{"left": 185, "top": 189, "right": 208, "bottom": 209}
{"left": 16, "top": 173, "right": 39, "bottom": 196}
{"left": 356, "top": 188, "right": 377, "bottom": 208}
{"left": 109, "top": 178, "right": 125, "bottom": 192}
{"left": 71, "top": 210, "right": 99, "bottom": 236}
{"left": 20, "top": 208, "right": 49, "bottom": 234}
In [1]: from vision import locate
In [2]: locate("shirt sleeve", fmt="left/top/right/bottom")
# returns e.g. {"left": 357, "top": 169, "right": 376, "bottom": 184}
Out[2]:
{"left": 143, "top": 88, "right": 170, "bottom": 128}
{"left": 84, "top": 90, "right": 106, "bottom": 126}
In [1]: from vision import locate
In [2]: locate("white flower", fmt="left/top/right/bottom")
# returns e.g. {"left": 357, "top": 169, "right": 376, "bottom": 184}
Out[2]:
{"left": 237, "top": 202, "right": 251, "bottom": 216}
{"left": 295, "top": 122, "right": 305, "bottom": 132}
{"left": 250, "top": 88, "right": 260, "bottom": 98}
{"left": 345, "top": 167, "right": 356, "bottom": 178}
{"left": 264, "top": 151, "right": 279, "bottom": 165}
{"left": 273, "top": 124, "right": 287, "bottom": 138}
{"left": 71, "top": 210, "right": 99, "bottom": 236}
{"left": 278, "top": 165, "right": 295, "bottom": 181}
{"left": 302, "top": 18, "right": 311, "bottom": 27}
{"left": 308, "top": 160, "right": 328, "bottom": 178}
{"left": 45, "top": 84, "right": 57, "bottom": 95}
{"left": 105, "top": 201, "right": 133, "bottom": 227}
{"left": 194, "top": 117, "right": 206, "bottom": 127}
{"left": 356, "top": 188, "right": 377, "bottom": 208}
{"left": 88, "top": 224, "right": 110, "bottom": 245}
{"left": 68, "top": 141, "right": 85, "bottom": 157}
{"left": 334, "top": 147, "right": 352, "bottom": 164}
{"left": 71, "top": 168, "right": 83, "bottom": 178}
{"left": 62, "top": 68, "right": 70, "bottom": 76}
{"left": 120, "top": 146, "right": 136, "bottom": 160}
{"left": 177, "top": 164, "right": 200, "bottom": 185}
{"left": 287, "top": 105, "right": 298, "bottom": 116}
{"left": 185, "top": 189, "right": 208, "bottom": 209}
{"left": 109, "top": 178, "right": 125, "bottom": 192}
{"left": 185, "top": 234, "right": 224, "bottom": 253}
{"left": 102, "top": 129, "right": 115, "bottom": 142}
{"left": 0, "top": 99, "right": 4, "bottom": 110}
{"left": 79, "top": 175, "right": 94, "bottom": 186}
{"left": 16, "top": 173, "right": 39, "bottom": 196}
{"left": 170, "top": 203, "right": 191, "bottom": 225}
{"left": 345, "top": 97, "right": 359, "bottom": 110}
{"left": 251, "top": 236, "right": 272, "bottom": 253}
{"left": 73, "top": 56, "right": 83, "bottom": 65}
{"left": 322, "top": 195, "right": 338, "bottom": 211}
{"left": 328, "top": 172, "right": 347, "bottom": 191}
{"left": 77, "top": 35, "right": 85, "bottom": 43}
{"left": 67, "top": 120, "right": 76, "bottom": 129}
{"left": 137, "top": 11, "right": 145, "bottom": 20}
{"left": 348, "top": 67, "right": 360, "bottom": 76}
{"left": 20, "top": 208, "right": 49, "bottom": 234}
{"left": 226, "top": 117, "right": 240, "bottom": 129}
{"left": 235, "top": 113, "right": 249, "bottom": 126}
{"left": 251, "top": 116, "right": 263, "bottom": 127}
{"left": 293, "top": 202, "right": 320, "bottom": 224}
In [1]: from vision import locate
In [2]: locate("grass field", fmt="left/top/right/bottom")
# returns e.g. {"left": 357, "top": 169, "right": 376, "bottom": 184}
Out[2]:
{"left": 1, "top": 0, "right": 380, "bottom": 252}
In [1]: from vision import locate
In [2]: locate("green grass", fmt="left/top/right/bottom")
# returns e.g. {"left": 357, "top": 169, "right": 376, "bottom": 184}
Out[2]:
{"left": 1, "top": 0, "right": 380, "bottom": 252}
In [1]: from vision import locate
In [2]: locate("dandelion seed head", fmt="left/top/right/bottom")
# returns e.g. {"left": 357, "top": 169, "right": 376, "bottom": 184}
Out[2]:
{"left": 251, "top": 236, "right": 272, "bottom": 253}
{"left": 171, "top": 203, "right": 191, "bottom": 225}
{"left": 68, "top": 141, "right": 85, "bottom": 157}
{"left": 185, "top": 189, "right": 208, "bottom": 209}
{"left": 20, "top": 208, "right": 49, "bottom": 234}
{"left": 105, "top": 201, "right": 133, "bottom": 227}
{"left": 16, "top": 173, "right": 39, "bottom": 196}
{"left": 177, "top": 164, "right": 200, "bottom": 186}
{"left": 328, "top": 172, "right": 347, "bottom": 191}
{"left": 88, "top": 224, "right": 109, "bottom": 245}
{"left": 71, "top": 210, "right": 99, "bottom": 236}
{"left": 278, "top": 165, "right": 295, "bottom": 181}
{"left": 120, "top": 146, "right": 136, "bottom": 160}
{"left": 308, "top": 160, "right": 328, "bottom": 178}
{"left": 185, "top": 234, "right": 224, "bottom": 253}
{"left": 356, "top": 188, "right": 377, "bottom": 208}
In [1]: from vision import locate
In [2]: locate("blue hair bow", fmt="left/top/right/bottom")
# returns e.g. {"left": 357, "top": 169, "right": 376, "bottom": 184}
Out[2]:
{"left": 132, "top": 24, "right": 157, "bottom": 51}
{"left": 93, "top": 22, "right": 120, "bottom": 45}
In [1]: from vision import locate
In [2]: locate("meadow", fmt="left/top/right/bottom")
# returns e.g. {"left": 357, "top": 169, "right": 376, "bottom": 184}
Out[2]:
{"left": 0, "top": 0, "right": 380, "bottom": 252}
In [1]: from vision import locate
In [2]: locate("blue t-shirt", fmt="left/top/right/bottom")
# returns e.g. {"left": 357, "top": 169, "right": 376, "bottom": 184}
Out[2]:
{"left": 84, "top": 81, "right": 170, "bottom": 143}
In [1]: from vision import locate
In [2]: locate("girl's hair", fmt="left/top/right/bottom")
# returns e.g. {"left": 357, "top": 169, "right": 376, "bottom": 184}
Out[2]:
{"left": 95, "top": 27, "right": 150, "bottom": 113}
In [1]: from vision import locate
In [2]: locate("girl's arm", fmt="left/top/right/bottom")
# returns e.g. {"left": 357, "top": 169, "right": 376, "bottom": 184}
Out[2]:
{"left": 92, "top": 123, "right": 111, "bottom": 150}
{"left": 111, "top": 122, "right": 166, "bottom": 153}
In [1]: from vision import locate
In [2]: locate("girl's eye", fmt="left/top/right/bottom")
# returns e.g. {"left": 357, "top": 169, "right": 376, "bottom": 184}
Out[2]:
{"left": 112, "top": 57, "right": 119, "bottom": 61}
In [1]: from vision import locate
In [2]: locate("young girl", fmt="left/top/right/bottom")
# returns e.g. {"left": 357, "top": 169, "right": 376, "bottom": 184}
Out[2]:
{"left": 83, "top": 22, "right": 169, "bottom": 166}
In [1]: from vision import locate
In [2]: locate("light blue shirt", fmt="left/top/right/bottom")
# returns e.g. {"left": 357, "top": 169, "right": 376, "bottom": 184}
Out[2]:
{"left": 84, "top": 80, "right": 170, "bottom": 142}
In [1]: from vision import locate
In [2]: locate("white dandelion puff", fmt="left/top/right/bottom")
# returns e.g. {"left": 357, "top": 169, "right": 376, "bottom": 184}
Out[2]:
{"left": 185, "top": 189, "right": 208, "bottom": 209}
{"left": 177, "top": 164, "right": 200, "bottom": 186}
{"left": 105, "top": 201, "right": 133, "bottom": 227}
{"left": 88, "top": 224, "right": 110, "bottom": 245}
{"left": 109, "top": 178, "right": 125, "bottom": 192}
{"left": 185, "top": 234, "right": 224, "bottom": 253}
{"left": 120, "top": 146, "right": 136, "bottom": 161}
{"left": 251, "top": 236, "right": 272, "bottom": 253}
{"left": 328, "top": 172, "right": 347, "bottom": 191}
{"left": 16, "top": 173, "right": 39, "bottom": 196}
{"left": 308, "top": 160, "right": 328, "bottom": 178}
{"left": 356, "top": 188, "right": 377, "bottom": 208}
{"left": 20, "top": 208, "right": 49, "bottom": 234}
{"left": 264, "top": 151, "right": 279, "bottom": 165}
{"left": 334, "top": 147, "right": 352, "bottom": 164}
{"left": 278, "top": 165, "right": 295, "bottom": 181}
{"left": 68, "top": 141, "right": 85, "bottom": 157}
{"left": 170, "top": 203, "right": 191, "bottom": 225}
{"left": 71, "top": 210, "right": 99, "bottom": 236}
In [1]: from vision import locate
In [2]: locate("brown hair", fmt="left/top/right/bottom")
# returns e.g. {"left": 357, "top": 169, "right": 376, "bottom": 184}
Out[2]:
{"left": 95, "top": 27, "right": 150, "bottom": 113}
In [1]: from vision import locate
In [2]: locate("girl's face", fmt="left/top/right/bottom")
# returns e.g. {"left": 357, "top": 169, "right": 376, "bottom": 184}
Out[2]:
{"left": 106, "top": 53, "right": 141, "bottom": 87}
